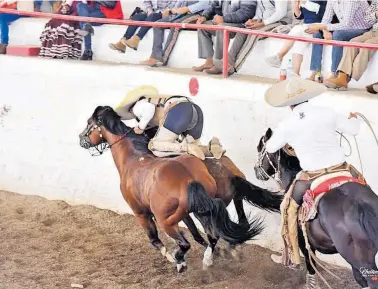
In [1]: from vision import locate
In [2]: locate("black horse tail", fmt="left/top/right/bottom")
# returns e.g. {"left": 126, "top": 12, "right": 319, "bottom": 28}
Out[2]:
{"left": 187, "top": 181, "right": 264, "bottom": 245}
{"left": 231, "top": 176, "right": 283, "bottom": 213}
{"left": 359, "top": 201, "right": 378, "bottom": 252}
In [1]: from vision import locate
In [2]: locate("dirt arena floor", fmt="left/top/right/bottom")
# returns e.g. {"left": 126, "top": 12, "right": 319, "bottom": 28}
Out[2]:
{"left": 0, "top": 190, "right": 359, "bottom": 289}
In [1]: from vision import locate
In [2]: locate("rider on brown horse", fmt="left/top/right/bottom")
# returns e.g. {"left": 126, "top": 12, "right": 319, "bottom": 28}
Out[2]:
{"left": 114, "top": 86, "right": 224, "bottom": 160}
{"left": 261, "top": 78, "right": 366, "bottom": 270}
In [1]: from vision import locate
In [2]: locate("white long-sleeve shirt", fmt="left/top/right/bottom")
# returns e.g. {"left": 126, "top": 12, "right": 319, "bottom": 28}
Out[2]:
{"left": 130, "top": 99, "right": 156, "bottom": 130}
{"left": 266, "top": 102, "right": 361, "bottom": 171}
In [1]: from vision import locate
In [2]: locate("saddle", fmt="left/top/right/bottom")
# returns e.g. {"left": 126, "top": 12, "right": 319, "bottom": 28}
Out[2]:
{"left": 299, "top": 170, "right": 366, "bottom": 222}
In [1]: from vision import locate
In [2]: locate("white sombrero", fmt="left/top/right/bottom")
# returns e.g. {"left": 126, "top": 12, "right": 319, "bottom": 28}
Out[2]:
{"left": 114, "top": 85, "right": 159, "bottom": 120}
{"left": 265, "top": 77, "right": 327, "bottom": 107}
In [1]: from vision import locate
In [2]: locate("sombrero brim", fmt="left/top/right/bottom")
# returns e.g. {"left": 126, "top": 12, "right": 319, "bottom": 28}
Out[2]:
{"left": 114, "top": 86, "right": 159, "bottom": 120}
{"left": 265, "top": 79, "right": 327, "bottom": 107}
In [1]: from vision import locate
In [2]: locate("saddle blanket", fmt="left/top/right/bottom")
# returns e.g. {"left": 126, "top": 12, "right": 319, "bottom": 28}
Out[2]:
{"left": 300, "top": 171, "right": 365, "bottom": 222}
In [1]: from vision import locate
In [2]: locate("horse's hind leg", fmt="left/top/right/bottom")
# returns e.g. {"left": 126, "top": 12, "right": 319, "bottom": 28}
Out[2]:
{"left": 135, "top": 214, "right": 175, "bottom": 263}
{"left": 164, "top": 224, "right": 191, "bottom": 273}
{"left": 183, "top": 216, "right": 208, "bottom": 248}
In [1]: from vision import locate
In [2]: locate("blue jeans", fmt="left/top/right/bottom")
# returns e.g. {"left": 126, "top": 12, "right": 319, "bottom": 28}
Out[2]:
{"left": 124, "top": 12, "right": 162, "bottom": 40}
{"left": 0, "top": 14, "right": 23, "bottom": 44}
{"left": 310, "top": 29, "right": 369, "bottom": 72}
{"left": 77, "top": 3, "right": 105, "bottom": 50}
{"left": 34, "top": 0, "right": 58, "bottom": 10}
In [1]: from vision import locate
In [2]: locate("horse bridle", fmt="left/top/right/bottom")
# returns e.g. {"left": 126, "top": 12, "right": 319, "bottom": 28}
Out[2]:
{"left": 81, "top": 110, "right": 132, "bottom": 156}
{"left": 256, "top": 137, "right": 284, "bottom": 192}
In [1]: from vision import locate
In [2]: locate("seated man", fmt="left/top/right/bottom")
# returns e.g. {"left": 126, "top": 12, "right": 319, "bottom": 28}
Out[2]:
{"left": 109, "top": 0, "right": 177, "bottom": 53}
{"left": 78, "top": 0, "right": 124, "bottom": 60}
{"left": 263, "top": 77, "right": 363, "bottom": 270}
{"left": 192, "top": 0, "right": 257, "bottom": 72}
{"left": 207, "top": 0, "right": 292, "bottom": 75}
{"left": 115, "top": 86, "right": 224, "bottom": 160}
{"left": 325, "top": 0, "right": 378, "bottom": 90}
{"left": 139, "top": 0, "right": 211, "bottom": 67}
{"left": 305, "top": 0, "right": 372, "bottom": 81}
{"left": 0, "top": 0, "right": 36, "bottom": 54}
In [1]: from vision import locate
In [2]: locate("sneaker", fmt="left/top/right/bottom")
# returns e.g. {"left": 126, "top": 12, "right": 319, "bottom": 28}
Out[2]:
{"left": 266, "top": 54, "right": 282, "bottom": 68}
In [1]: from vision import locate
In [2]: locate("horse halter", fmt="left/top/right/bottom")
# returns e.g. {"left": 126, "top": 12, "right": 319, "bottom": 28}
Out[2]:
{"left": 255, "top": 137, "right": 284, "bottom": 192}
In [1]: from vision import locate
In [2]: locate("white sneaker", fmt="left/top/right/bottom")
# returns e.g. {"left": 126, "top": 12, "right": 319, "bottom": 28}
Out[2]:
{"left": 266, "top": 54, "right": 282, "bottom": 68}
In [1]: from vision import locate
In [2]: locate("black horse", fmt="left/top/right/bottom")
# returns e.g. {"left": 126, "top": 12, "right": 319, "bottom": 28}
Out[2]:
{"left": 254, "top": 128, "right": 378, "bottom": 289}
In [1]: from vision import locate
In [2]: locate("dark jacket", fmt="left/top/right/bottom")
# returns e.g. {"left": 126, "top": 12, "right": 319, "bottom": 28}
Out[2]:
{"left": 202, "top": 0, "right": 257, "bottom": 24}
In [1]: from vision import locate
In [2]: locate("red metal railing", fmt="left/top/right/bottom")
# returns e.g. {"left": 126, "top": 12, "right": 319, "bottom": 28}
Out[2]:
{"left": 2, "top": 7, "right": 378, "bottom": 78}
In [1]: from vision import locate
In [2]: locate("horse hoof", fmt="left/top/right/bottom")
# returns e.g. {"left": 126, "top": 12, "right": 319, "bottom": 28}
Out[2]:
{"left": 176, "top": 262, "right": 187, "bottom": 273}
{"left": 202, "top": 246, "right": 214, "bottom": 269}
{"left": 160, "top": 247, "right": 175, "bottom": 263}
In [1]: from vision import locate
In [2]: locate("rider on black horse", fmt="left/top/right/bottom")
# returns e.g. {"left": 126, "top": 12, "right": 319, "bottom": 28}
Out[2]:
{"left": 115, "top": 86, "right": 224, "bottom": 160}
{"left": 263, "top": 77, "right": 366, "bottom": 269}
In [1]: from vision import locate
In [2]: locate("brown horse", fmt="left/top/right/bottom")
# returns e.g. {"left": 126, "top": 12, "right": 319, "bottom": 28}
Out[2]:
{"left": 79, "top": 106, "right": 265, "bottom": 272}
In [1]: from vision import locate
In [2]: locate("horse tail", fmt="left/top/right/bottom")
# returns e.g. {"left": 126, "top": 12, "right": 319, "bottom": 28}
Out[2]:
{"left": 358, "top": 201, "right": 378, "bottom": 254}
{"left": 187, "top": 181, "right": 264, "bottom": 245}
{"left": 231, "top": 176, "right": 283, "bottom": 213}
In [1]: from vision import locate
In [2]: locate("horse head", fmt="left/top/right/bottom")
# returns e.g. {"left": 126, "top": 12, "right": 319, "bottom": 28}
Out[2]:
{"left": 79, "top": 105, "right": 142, "bottom": 156}
{"left": 254, "top": 128, "right": 301, "bottom": 192}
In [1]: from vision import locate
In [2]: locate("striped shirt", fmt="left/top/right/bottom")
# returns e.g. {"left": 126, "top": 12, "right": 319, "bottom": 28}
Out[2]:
{"left": 143, "top": 0, "right": 177, "bottom": 12}
{"left": 364, "top": 0, "right": 378, "bottom": 30}
{"left": 321, "top": 0, "right": 372, "bottom": 31}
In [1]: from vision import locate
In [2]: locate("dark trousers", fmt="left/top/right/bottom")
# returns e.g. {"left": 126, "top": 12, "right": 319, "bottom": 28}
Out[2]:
{"left": 124, "top": 12, "right": 162, "bottom": 40}
{"left": 77, "top": 3, "right": 105, "bottom": 50}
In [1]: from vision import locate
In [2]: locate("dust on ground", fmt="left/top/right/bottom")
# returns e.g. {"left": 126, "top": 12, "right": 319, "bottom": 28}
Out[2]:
{"left": 0, "top": 190, "right": 358, "bottom": 289}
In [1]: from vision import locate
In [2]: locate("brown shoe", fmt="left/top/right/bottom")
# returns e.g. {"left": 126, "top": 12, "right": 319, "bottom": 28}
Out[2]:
{"left": 124, "top": 35, "right": 140, "bottom": 50}
{"left": 192, "top": 63, "right": 214, "bottom": 72}
{"left": 109, "top": 38, "right": 126, "bottom": 53}
{"left": 366, "top": 82, "right": 378, "bottom": 94}
{"left": 139, "top": 58, "right": 163, "bottom": 67}
{"left": 325, "top": 71, "right": 348, "bottom": 90}
{"left": 0, "top": 44, "right": 7, "bottom": 54}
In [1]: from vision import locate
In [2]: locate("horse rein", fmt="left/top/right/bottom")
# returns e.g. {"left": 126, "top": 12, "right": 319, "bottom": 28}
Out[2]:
{"left": 256, "top": 137, "right": 284, "bottom": 192}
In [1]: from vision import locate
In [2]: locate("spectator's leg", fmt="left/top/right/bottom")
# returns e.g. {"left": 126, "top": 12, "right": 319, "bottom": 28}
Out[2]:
{"left": 34, "top": 1, "right": 42, "bottom": 11}
{"left": 162, "top": 14, "right": 199, "bottom": 66}
{"left": 0, "top": 14, "right": 22, "bottom": 53}
{"left": 331, "top": 29, "right": 368, "bottom": 73}
{"left": 351, "top": 32, "right": 378, "bottom": 81}
{"left": 290, "top": 26, "right": 312, "bottom": 75}
{"left": 123, "top": 13, "right": 148, "bottom": 40}
{"left": 136, "top": 12, "right": 162, "bottom": 40}
{"left": 309, "top": 32, "right": 324, "bottom": 80}
{"left": 193, "top": 21, "right": 216, "bottom": 71}
{"left": 147, "top": 16, "right": 172, "bottom": 63}
{"left": 77, "top": 3, "right": 90, "bottom": 29}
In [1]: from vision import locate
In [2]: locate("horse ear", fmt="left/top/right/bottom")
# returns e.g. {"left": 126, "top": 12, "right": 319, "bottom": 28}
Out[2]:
{"left": 266, "top": 128, "right": 273, "bottom": 138}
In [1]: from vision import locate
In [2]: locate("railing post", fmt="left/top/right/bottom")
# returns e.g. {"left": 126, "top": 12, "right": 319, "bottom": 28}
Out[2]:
{"left": 222, "top": 29, "right": 229, "bottom": 79}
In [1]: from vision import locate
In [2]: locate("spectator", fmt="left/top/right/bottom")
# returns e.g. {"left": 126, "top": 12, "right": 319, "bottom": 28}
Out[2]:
{"left": 34, "top": 0, "right": 60, "bottom": 13}
{"left": 204, "top": 0, "right": 293, "bottom": 75}
{"left": 325, "top": 0, "right": 378, "bottom": 90}
{"left": 109, "top": 1, "right": 177, "bottom": 53}
{"left": 305, "top": 0, "right": 372, "bottom": 81}
{"left": 78, "top": 0, "right": 123, "bottom": 61}
{"left": 265, "top": 0, "right": 328, "bottom": 76}
{"left": 0, "top": 1, "right": 35, "bottom": 54}
{"left": 138, "top": 0, "right": 211, "bottom": 67}
{"left": 39, "top": 1, "right": 83, "bottom": 59}
{"left": 192, "top": 0, "right": 257, "bottom": 72}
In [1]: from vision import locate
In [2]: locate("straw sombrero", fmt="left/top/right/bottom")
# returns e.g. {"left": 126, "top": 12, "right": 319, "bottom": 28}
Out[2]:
{"left": 265, "top": 77, "right": 327, "bottom": 107}
{"left": 115, "top": 85, "right": 159, "bottom": 120}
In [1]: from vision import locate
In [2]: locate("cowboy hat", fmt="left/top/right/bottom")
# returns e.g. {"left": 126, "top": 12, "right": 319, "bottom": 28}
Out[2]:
{"left": 265, "top": 77, "right": 327, "bottom": 107}
{"left": 114, "top": 85, "right": 159, "bottom": 120}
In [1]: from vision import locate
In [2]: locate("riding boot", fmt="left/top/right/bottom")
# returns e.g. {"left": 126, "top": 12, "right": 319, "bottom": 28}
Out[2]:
{"left": 149, "top": 127, "right": 205, "bottom": 160}
{"left": 285, "top": 197, "right": 301, "bottom": 266}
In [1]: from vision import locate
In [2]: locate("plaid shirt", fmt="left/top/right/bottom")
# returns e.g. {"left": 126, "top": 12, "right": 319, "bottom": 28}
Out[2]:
{"left": 364, "top": 0, "right": 378, "bottom": 30}
{"left": 143, "top": 0, "right": 177, "bottom": 12}
{"left": 322, "top": 0, "right": 372, "bottom": 31}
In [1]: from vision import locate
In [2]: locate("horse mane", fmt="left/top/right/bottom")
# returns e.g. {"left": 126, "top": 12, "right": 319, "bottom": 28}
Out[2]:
{"left": 92, "top": 106, "right": 151, "bottom": 154}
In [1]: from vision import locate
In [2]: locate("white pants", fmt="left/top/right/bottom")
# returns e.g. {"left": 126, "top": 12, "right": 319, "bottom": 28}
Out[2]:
{"left": 289, "top": 24, "right": 312, "bottom": 56}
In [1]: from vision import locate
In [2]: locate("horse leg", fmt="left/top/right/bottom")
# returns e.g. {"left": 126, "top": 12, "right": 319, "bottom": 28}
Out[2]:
{"left": 298, "top": 230, "right": 319, "bottom": 289}
{"left": 183, "top": 216, "right": 208, "bottom": 248}
{"left": 234, "top": 198, "right": 247, "bottom": 224}
{"left": 202, "top": 234, "right": 219, "bottom": 269}
{"left": 164, "top": 224, "right": 191, "bottom": 273}
{"left": 135, "top": 214, "right": 175, "bottom": 263}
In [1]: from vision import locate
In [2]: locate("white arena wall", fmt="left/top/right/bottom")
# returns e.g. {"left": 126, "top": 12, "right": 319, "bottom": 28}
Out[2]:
{"left": 1, "top": 54, "right": 378, "bottom": 269}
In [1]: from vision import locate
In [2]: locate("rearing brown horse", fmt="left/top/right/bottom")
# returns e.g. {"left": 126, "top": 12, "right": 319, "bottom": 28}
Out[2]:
{"left": 79, "top": 106, "right": 264, "bottom": 272}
